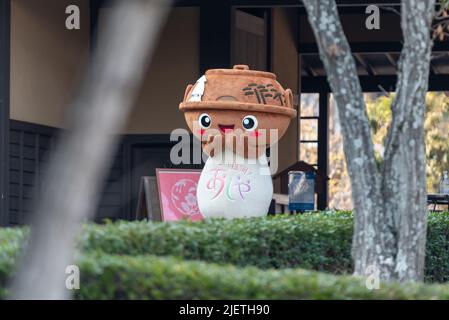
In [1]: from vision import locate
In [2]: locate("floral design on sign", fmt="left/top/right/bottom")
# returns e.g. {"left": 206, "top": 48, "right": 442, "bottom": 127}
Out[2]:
{"left": 170, "top": 179, "right": 200, "bottom": 217}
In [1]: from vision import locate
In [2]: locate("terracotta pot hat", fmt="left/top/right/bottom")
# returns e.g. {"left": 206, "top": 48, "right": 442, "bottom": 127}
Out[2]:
{"left": 179, "top": 65, "right": 297, "bottom": 118}
{"left": 179, "top": 65, "right": 297, "bottom": 157}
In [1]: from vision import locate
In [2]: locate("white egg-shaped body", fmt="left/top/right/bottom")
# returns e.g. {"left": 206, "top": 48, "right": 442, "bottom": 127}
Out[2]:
{"left": 197, "top": 148, "right": 273, "bottom": 219}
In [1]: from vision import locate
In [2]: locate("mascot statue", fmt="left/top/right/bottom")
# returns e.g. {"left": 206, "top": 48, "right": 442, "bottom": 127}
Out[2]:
{"left": 179, "top": 65, "right": 296, "bottom": 219}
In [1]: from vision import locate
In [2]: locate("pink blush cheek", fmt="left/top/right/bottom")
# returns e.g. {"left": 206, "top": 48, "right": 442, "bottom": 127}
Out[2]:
{"left": 198, "top": 129, "right": 206, "bottom": 136}
{"left": 249, "top": 130, "right": 262, "bottom": 137}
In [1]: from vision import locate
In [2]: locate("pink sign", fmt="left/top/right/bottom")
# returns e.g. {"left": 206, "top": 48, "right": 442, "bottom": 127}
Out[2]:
{"left": 156, "top": 168, "right": 203, "bottom": 221}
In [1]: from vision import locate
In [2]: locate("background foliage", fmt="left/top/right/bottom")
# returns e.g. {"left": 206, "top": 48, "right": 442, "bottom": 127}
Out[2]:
{"left": 327, "top": 92, "right": 449, "bottom": 209}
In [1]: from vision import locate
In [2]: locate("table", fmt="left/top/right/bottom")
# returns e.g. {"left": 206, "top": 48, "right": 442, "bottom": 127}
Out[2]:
{"left": 272, "top": 193, "right": 291, "bottom": 214}
{"left": 427, "top": 194, "right": 449, "bottom": 211}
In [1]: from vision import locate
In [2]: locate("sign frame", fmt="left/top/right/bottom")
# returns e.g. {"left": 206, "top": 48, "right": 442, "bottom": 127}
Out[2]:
{"left": 155, "top": 168, "right": 203, "bottom": 222}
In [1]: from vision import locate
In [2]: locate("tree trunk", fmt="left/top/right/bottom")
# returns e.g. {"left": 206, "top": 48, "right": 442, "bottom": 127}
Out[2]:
{"left": 381, "top": 1, "right": 434, "bottom": 281}
{"left": 302, "top": 0, "right": 435, "bottom": 282}
{"left": 10, "top": 0, "right": 171, "bottom": 299}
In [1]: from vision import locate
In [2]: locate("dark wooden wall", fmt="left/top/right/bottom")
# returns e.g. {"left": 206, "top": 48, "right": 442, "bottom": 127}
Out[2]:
{"left": 7, "top": 120, "right": 200, "bottom": 225}
{"left": 9, "top": 121, "right": 56, "bottom": 225}
{"left": 233, "top": 9, "right": 270, "bottom": 71}
{"left": 0, "top": 0, "right": 10, "bottom": 226}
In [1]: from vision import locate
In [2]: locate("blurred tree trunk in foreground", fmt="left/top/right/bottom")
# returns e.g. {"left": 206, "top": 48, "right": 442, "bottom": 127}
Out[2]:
{"left": 302, "top": 0, "right": 435, "bottom": 282}
{"left": 10, "top": 0, "right": 171, "bottom": 299}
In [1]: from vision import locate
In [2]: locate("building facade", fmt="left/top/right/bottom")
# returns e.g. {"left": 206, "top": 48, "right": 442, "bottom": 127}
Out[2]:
{"left": 1, "top": 0, "right": 448, "bottom": 225}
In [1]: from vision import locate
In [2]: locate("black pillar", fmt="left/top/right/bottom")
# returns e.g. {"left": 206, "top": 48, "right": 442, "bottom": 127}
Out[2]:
{"left": 317, "top": 92, "right": 329, "bottom": 210}
{"left": 199, "top": 0, "right": 231, "bottom": 74}
{"left": 0, "top": 0, "right": 10, "bottom": 226}
{"left": 89, "top": 0, "right": 101, "bottom": 52}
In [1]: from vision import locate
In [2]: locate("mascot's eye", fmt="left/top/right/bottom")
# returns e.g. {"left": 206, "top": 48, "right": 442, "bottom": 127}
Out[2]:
{"left": 198, "top": 113, "right": 211, "bottom": 129}
{"left": 242, "top": 115, "right": 258, "bottom": 131}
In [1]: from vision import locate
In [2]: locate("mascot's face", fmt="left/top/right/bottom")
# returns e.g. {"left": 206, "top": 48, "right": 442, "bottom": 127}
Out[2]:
{"left": 184, "top": 108, "right": 290, "bottom": 148}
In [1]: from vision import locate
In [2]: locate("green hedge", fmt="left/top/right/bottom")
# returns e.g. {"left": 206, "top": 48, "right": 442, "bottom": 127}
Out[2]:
{"left": 80, "top": 212, "right": 354, "bottom": 274}
{"left": 78, "top": 211, "right": 449, "bottom": 282}
{"left": 1, "top": 212, "right": 449, "bottom": 299}
{"left": 74, "top": 254, "right": 449, "bottom": 299}
{"left": 1, "top": 211, "right": 449, "bottom": 284}
{"left": 1, "top": 252, "right": 449, "bottom": 299}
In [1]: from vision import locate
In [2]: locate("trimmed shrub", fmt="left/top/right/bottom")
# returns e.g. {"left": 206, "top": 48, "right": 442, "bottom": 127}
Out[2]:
{"left": 74, "top": 254, "right": 449, "bottom": 299}
{"left": 79, "top": 211, "right": 449, "bottom": 282}
{"left": 424, "top": 213, "right": 449, "bottom": 282}
{"left": 1, "top": 211, "right": 449, "bottom": 283}
{"left": 1, "top": 252, "right": 449, "bottom": 300}
{"left": 0, "top": 227, "right": 27, "bottom": 298}
{"left": 80, "top": 212, "right": 354, "bottom": 274}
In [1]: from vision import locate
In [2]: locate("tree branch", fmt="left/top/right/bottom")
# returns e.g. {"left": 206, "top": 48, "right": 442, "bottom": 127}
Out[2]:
{"left": 301, "top": 0, "right": 397, "bottom": 278}
{"left": 381, "top": 0, "right": 435, "bottom": 281}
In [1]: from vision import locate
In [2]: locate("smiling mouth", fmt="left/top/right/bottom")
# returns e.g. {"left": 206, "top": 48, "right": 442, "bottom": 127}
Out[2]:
{"left": 218, "top": 124, "right": 235, "bottom": 134}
